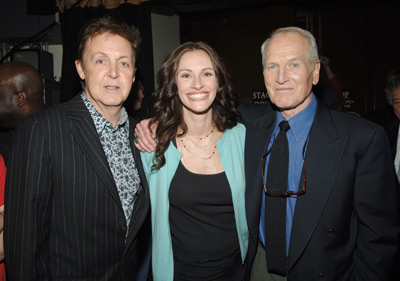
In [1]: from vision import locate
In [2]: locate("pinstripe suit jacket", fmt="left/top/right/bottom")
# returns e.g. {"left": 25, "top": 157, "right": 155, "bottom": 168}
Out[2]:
{"left": 4, "top": 94, "right": 150, "bottom": 281}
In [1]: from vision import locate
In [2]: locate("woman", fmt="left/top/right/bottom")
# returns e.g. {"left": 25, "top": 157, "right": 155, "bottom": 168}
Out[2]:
{"left": 140, "top": 42, "right": 248, "bottom": 280}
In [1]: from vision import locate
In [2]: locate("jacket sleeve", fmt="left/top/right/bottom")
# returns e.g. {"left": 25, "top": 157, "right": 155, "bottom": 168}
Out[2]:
{"left": 4, "top": 116, "right": 53, "bottom": 280}
{"left": 352, "top": 126, "right": 400, "bottom": 280}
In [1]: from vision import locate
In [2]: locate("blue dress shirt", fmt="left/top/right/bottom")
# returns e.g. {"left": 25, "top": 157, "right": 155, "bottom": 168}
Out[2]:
{"left": 259, "top": 95, "right": 316, "bottom": 256}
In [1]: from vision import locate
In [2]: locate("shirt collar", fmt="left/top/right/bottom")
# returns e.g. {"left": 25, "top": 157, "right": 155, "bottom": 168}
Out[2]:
{"left": 275, "top": 94, "right": 317, "bottom": 141}
{"left": 81, "top": 92, "right": 128, "bottom": 134}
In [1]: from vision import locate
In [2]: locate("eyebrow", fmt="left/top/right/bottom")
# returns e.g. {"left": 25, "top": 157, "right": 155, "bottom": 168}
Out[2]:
{"left": 91, "top": 52, "right": 132, "bottom": 61}
{"left": 177, "top": 67, "right": 215, "bottom": 73}
{"left": 267, "top": 57, "right": 304, "bottom": 62}
{"left": 288, "top": 57, "right": 304, "bottom": 62}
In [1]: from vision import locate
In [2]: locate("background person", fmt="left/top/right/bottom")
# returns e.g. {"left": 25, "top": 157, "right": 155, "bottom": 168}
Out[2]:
{"left": 0, "top": 154, "right": 5, "bottom": 281}
{"left": 313, "top": 55, "right": 345, "bottom": 110}
{"left": 364, "top": 67, "right": 400, "bottom": 126}
{"left": 0, "top": 61, "right": 45, "bottom": 164}
{"left": 376, "top": 68, "right": 400, "bottom": 169}
{"left": 124, "top": 71, "right": 145, "bottom": 118}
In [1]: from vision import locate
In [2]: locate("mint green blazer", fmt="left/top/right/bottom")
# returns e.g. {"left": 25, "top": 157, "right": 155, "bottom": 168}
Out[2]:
{"left": 141, "top": 123, "right": 248, "bottom": 281}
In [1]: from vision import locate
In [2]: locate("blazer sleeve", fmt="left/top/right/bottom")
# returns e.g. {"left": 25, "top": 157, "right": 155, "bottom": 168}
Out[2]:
{"left": 4, "top": 116, "right": 53, "bottom": 280}
{"left": 352, "top": 125, "right": 400, "bottom": 280}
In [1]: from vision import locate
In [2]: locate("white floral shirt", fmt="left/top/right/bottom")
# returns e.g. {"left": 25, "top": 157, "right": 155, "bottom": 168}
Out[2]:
{"left": 81, "top": 93, "right": 140, "bottom": 231}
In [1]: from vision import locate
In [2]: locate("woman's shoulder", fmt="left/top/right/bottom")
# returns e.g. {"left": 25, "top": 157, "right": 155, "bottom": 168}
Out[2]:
{"left": 226, "top": 123, "right": 246, "bottom": 134}
{"left": 140, "top": 140, "right": 181, "bottom": 172}
{"left": 220, "top": 123, "right": 246, "bottom": 144}
{"left": 225, "top": 123, "right": 246, "bottom": 137}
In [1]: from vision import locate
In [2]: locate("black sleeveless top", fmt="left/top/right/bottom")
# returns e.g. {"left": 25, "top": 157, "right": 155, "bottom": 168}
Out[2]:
{"left": 168, "top": 161, "right": 244, "bottom": 280}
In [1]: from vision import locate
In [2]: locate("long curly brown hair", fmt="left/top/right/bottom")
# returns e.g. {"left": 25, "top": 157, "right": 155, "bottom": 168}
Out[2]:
{"left": 149, "top": 41, "right": 238, "bottom": 171}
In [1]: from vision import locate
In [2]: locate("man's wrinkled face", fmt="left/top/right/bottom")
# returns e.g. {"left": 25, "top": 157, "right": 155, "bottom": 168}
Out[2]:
{"left": 263, "top": 32, "right": 320, "bottom": 119}
{"left": 75, "top": 32, "right": 136, "bottom": 118}
{"left": 0, "top": 72, "right": 19, "bottom": 129}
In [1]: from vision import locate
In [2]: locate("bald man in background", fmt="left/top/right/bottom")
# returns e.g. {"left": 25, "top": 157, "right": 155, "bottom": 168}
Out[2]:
{"left": 0, "top": 61, "right": 45, "bottom": 164}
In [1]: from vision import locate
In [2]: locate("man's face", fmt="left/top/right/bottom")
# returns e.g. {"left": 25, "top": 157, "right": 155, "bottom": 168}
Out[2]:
{"left": 132, "top": 81, "right": 144, "bottom": 111}
{"left": 75, "top": 32, "right": 135, "bottom": 119}
{"left": 263, "top": 32, "right": 320, "bottom": 119}
{"left": 0, "top": 72, "right": 19, "bottom": 129}
{"left": 392, "top": 88, "right": 400, "bottom": 120}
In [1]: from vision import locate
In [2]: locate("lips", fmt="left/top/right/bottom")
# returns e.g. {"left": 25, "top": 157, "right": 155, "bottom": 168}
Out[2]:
{"left": 275, "top": 87, "right": 293, "bottom": 91}
{"left": 187, "top": 92, "right": 208, "bottom": 99}
{"left": 104, "top": 85, "right": 120, "bottom": 90}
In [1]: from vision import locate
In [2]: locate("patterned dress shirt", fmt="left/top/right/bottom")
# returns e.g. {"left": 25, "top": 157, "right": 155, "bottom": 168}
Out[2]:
{"left": 81, "top": 93, "right": 140, "bottom": 233}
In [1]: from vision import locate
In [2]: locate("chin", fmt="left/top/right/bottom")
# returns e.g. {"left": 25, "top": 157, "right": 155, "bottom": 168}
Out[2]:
{"left": 104, "top": 96, "right": 125, "bottom": 105}
{"left": 274, "top": 101, "right": 293, "bottom": 109}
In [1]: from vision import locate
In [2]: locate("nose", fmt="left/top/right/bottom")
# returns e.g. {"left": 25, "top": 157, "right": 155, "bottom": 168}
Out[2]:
{"left": 191, "top": 75, "right": 203, "bottom": 89}
{"left": 108, "top": 62, "right": 119, "bottom": 79}
{"left": 138, "top": 89, "right": 144, "bottom": 99}
{"left": 276, "top": 67, "right": 289, "bottom": 84}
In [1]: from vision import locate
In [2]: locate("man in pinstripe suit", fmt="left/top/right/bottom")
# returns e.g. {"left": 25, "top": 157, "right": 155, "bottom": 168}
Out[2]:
{"left": 4, "top": 16, "right": 150, "bottom": 281}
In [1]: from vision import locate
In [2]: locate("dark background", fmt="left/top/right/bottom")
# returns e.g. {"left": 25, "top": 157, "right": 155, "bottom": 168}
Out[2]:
{"left": 2, "top": 0, "right": 400, "bottom": 116}
{"left": 172, "top": 1, "right": 400, "bottom": 115}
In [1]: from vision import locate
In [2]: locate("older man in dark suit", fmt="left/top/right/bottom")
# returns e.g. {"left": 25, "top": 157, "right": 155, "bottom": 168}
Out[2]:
{"left": 4, "top": 16, "right": 149, "bottom": 281}
{"left": 241, "top": 27, "right": 400, "bottom": 281}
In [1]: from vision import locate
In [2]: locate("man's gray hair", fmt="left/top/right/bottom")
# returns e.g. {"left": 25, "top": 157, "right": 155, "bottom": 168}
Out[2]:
{"left": 385, "top": 67, "right": 400, "bottom": 105}
{"left": 386, "top": 76, "right": 400, "bottom": 105}
{"left": 261, "top": 26, "right": 319, "bottom": 70}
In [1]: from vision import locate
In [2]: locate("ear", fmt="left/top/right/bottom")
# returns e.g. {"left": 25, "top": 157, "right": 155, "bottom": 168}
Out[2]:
{"left": 132, "top": 67, "right": 137, "bottom": 83}
{"left": 75, "top": 60, "right": 85, "bottom": 80}
{"left": 312, "top": 61, "right": 321, "bottom": 85}
{"left": 16, "top": 91, "right": 27, "bottom": 107}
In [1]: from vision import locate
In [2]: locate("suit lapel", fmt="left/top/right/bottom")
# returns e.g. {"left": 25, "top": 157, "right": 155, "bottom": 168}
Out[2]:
{"left": 252, "top": 111, "right": 276, "bottom": 155}
{"left": 125, "top": 118, "right": 150, "bottom": 247}
{"left": 245, "top": 107, "right": 276, "bottom": 168}
{"left": 288, "top": 104, "right": 348, "bottom": 269}
{"left": 245, "top": 108, "right": 276, "bottom": 242}
{"left": 67, "top": 95, "right": 124, "bottom": 213}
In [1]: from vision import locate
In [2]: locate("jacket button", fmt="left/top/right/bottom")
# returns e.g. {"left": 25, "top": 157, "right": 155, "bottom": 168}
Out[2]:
{"left": 318, "top": 272, "right": 324, "bottom": 278}
{"left": 120, "top": 224, "right": 127, "bottom": 232}
{"left": 328, "top": 228, "right": 334, "bottom": 233}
